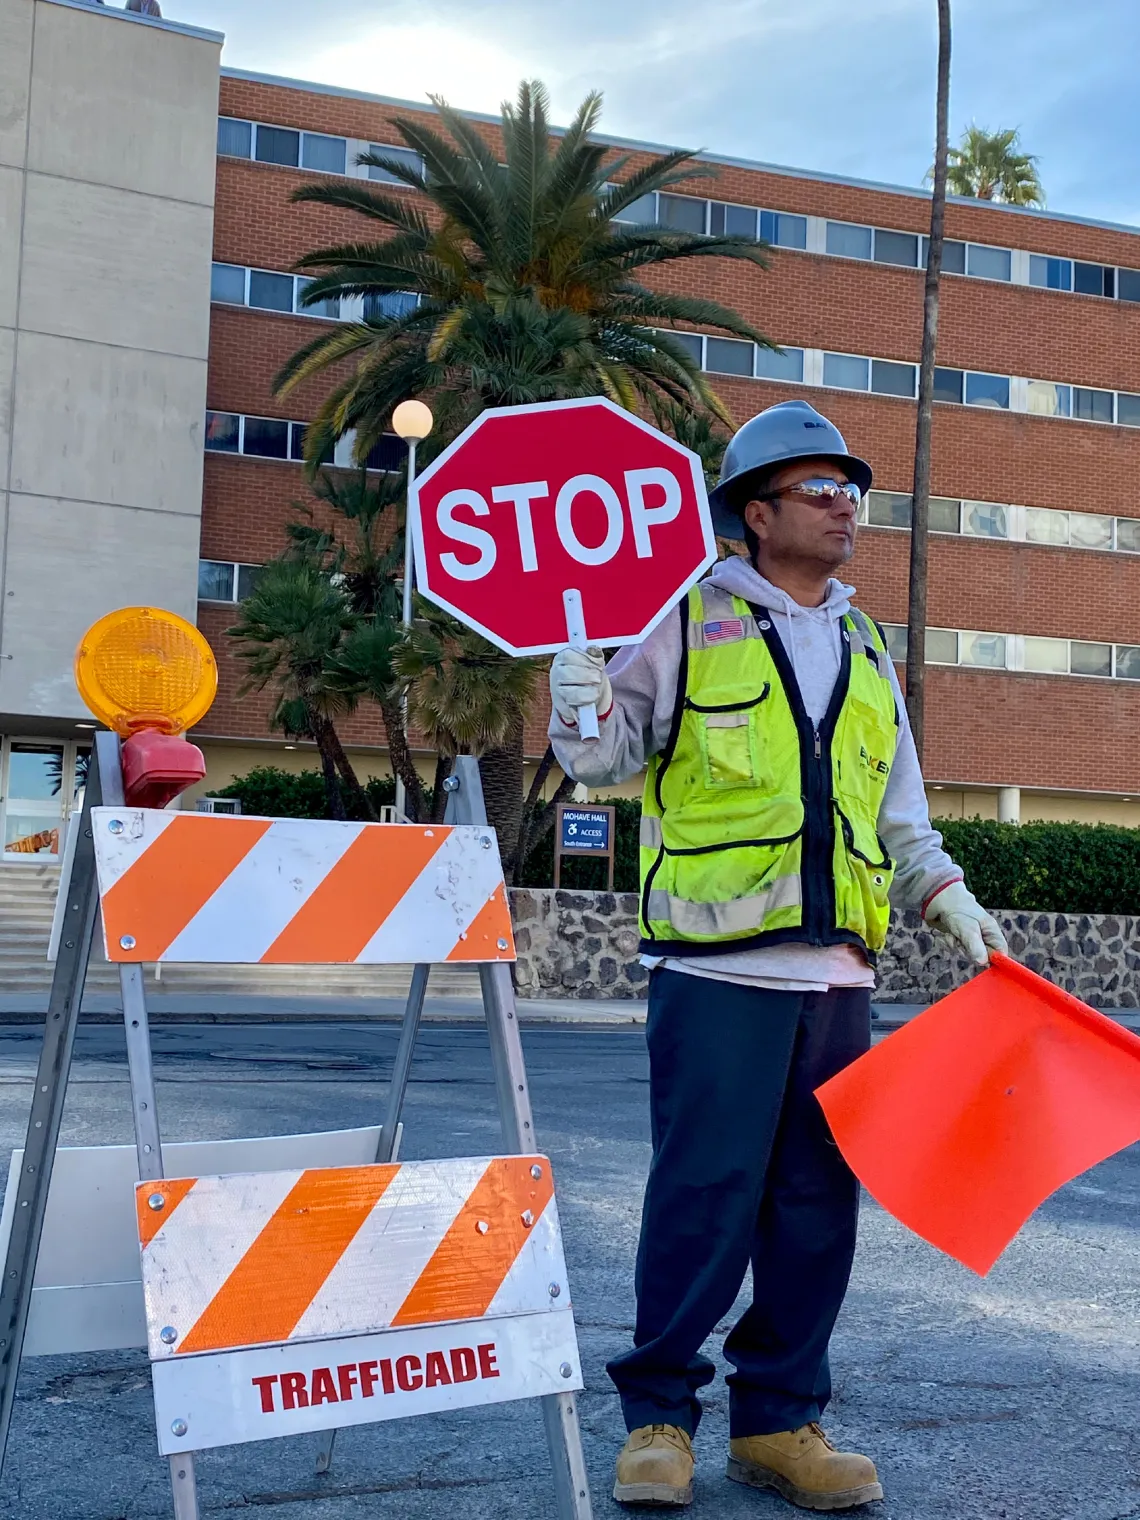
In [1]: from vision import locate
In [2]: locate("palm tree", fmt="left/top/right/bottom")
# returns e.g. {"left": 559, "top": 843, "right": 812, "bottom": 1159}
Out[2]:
{"left": 275, "top": 80, "right": 771, "bottom": 468}
{"left": 908, "top": 0, "right": 953, "bottom": 762}
{"left": 273, "top": 78, "right": 770, "bottom": 860}
{"left": 228, "top": 557, "right": 375, "bottom": 820}
{"left": 942, "top": 125, "right": 1043, "bottom": 206}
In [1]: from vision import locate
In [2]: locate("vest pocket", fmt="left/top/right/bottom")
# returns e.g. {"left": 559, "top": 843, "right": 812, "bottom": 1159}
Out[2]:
{"left": 835, "top": 805, "right": 894, "bottom": 947}
{"left": 688, "top": 685, "right": 770, "bottom": 790}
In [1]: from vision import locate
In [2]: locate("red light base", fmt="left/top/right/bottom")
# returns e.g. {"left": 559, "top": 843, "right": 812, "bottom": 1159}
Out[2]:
{"left": 121, "top": 730, "right": 206, "bottom": 809}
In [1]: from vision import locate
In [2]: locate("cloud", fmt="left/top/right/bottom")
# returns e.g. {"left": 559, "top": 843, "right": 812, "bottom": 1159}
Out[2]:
{"left": 173, "top": 0, "right": 1140, "bottom": 228}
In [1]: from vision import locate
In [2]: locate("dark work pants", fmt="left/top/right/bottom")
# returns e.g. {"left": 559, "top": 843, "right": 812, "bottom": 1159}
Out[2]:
{"left": 607, "top": 968, "right": 870, "bottom": 1439}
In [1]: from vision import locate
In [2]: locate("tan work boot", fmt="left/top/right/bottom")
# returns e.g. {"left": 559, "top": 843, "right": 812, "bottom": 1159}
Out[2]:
{"left": 727, "top": 1423, "right": 883, "bottom": 1511}
{"left": 613, "top": 1423, "right": 694, "bottom": 1507}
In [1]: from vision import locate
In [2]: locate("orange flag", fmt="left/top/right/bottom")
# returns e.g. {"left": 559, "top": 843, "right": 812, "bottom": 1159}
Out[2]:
{"left": 815, "top": 953, "right": 1140, "bottom": 1275}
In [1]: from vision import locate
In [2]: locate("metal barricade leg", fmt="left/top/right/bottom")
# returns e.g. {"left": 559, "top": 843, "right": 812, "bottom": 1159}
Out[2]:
{"left": 0, "top": 756, "right": 104, "bottom": 1477}
{"left": 96, "top": 734, "right": 201, "bottom": 1520}
{"left": 314, "top": 960, "right": 430, "bottom": 1475}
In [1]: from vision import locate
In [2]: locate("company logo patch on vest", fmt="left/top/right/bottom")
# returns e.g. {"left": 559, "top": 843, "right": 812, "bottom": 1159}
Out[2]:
{"left": 152, "top": 1314, "right": 582, "bottom": 1453}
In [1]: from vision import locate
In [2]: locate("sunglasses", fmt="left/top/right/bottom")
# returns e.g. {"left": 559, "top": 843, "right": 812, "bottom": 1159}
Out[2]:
{"left": 757, "top": 478, "right": 863, "bottom": 508}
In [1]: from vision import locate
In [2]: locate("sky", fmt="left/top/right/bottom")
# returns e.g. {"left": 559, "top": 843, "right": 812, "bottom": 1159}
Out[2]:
{"left": 172, "top": 0, "right": 1140, "bottom": 229}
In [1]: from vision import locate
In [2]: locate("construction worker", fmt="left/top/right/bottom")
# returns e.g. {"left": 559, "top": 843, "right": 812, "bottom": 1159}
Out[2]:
{"left": 548, "top": 399, "right": 1006, "bottom": 1511}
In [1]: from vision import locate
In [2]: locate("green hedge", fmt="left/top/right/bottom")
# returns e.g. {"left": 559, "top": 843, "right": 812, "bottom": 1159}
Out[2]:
{"left": 933, "top": 819, "right": 1140, "bottom": 914}
{"left": 205, "top": 771, "right": 1140, "bottom": 913}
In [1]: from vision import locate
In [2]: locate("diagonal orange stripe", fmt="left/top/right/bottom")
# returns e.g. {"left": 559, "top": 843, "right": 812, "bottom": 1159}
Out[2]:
{"left": 260, "top": 825, "right": 449, "bottom": 963}
{"left": 445, "top": 883, "right": 515, "bottom": 962}
{"left": 101, "top": 815, "right": 272, "bottom": 962}
{"left": 135, "top": 1176, "right": 197, "bottom": 1250}
{"left": 391, "top": 1156, "right": 553, "bottom": 1326}
{"left": 177, "top": 1164, "right": 399, "bottom": 1354}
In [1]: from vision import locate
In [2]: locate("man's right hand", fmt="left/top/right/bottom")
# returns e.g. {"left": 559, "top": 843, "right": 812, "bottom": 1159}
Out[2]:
{"left": 550, "top": 647, "right": 612, "bottom": 729}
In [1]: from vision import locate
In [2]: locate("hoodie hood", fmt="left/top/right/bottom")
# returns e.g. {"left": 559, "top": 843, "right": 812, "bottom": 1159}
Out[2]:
{"left": 702, "top": 557, "right": 856, "bottom": 703}
{"left": 705, "top": 556, "right": 854, "bottom": 621}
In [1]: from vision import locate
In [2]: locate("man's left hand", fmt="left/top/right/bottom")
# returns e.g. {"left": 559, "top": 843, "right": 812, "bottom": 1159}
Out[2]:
{"left": 924, "top": 880, "right": 1008, "bottom": 966}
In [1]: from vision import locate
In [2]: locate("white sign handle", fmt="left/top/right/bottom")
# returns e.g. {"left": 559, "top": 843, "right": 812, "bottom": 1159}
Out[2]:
{"left": 562, "top": 588, "right": 599, "bottom": 742}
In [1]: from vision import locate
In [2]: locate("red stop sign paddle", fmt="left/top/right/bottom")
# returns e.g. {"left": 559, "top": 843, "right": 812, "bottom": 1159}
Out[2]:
{"left": 410, "top": 398, "right": 716, "bottom": 735}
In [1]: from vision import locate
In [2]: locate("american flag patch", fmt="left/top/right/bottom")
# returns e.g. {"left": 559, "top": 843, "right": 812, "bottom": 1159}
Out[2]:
{"left": 703, "top": 618, "right": 744, "bottom": 644}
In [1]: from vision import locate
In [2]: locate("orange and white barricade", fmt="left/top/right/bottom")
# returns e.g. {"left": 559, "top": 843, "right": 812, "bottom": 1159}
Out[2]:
{"left": 0, "top": 640, "right": 593, "bottom": 1520}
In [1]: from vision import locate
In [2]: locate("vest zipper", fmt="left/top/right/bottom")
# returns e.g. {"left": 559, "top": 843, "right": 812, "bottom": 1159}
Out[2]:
{"left": 813, "top": 727, "right": 821, "bottom": 760}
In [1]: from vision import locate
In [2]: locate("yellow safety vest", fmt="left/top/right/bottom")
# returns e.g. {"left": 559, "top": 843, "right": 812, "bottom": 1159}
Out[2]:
{"left": 639, "top": 583, "right": 900, "bottom": 959}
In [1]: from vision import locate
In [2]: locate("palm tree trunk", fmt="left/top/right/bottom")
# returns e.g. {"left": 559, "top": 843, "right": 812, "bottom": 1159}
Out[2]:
{"left": 517, "top": 767, "right": 575, "bottom": 880}
{"left": 430, "top": 751, "right": 451, "bottom": 822}
{"left": 514, "top": 744, "right": 565, "bottom": 873}
{"left": 479, "top": 711, "right": 525, "bottom": 883}
{"left": 907, "top": 0, "right": 952, "bottom": 762}
{"left": 380, "top": 696, "right": 425, "bottom": 820}
{"left": 307, "top": 710, "right": 347, "bottom": 820}
{"left": 329, "top": 733, "right": 379, "bottom": 822}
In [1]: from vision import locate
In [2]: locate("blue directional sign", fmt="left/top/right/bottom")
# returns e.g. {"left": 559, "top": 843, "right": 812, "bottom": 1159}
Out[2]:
{"left": 559, "top": 807, "right": 611, "bottom": 853}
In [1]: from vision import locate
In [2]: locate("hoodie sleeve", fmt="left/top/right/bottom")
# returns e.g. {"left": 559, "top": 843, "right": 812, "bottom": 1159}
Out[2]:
{"left": 549, "top": 605, "right": 682, "bottom": 788}
{"left": 877, "top": 659, "right": 963, "bottom": 912}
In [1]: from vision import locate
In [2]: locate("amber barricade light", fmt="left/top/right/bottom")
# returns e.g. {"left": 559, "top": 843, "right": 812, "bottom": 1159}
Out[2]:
{"left": 74, "top": 607, "right": 216, "bottom": 807}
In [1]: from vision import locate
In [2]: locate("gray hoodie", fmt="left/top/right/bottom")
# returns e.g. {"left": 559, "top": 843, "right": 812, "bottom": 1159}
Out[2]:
{"left": 549, "top": 555, "right": 961, "bottom": 990}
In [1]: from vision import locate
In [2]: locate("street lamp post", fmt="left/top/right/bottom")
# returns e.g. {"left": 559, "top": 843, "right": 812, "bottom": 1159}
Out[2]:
{"left": 391, "top": 399, "right": 434, "bottom": 819}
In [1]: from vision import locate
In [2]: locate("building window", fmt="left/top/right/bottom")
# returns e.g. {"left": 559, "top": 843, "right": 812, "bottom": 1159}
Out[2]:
{"left": 301, "top": 132, "right": 347, "bottom": 174}
{"left": 611, "top": 191, "right": 657, "bottom": 224}
{"left": 760, "top": 210, "right": 807, "bottom": 249}
{"left": 933, "top": 367, "right": 964, "bottom": 403}
{"left": 204, "top": 411, "right": 240, "bottom": 453}
{"left": 1073, "top": 386, "right": 1114, "bottom": 423}
{"left": 965, "top": 372, "right": 1010, "bottom": 409}
{"left": 1116, "top": 518, "right": 1140, "bottom": 554}
{"left": 873, "top": 229, "right": 919, "bottom": 267}
{"left": 665, "top": 331, "right": 704, "bottom": 366}
{"left": 705, "top": 336, "right": 754, "bottom": 376}
{"left": 1029, "top": 255, "right": 1072, "bottom": 291}
{"left": 657, "top": 194, "right": 707, "bottom": 234}
{"left": 1074, "top": 261, "right": 1115, "bottom": 298}
{"left": 210, "top": 262, "right": 246, "bottom": 305}
{"left": 254, "top": 124, "right": 301, "bottom": 168}
{"left": 367, "top": 144, "right": 425, "bottom": 184}
{"left": 1024, "top": 637, "right": 1070, "bottom": 674}
{"left": 882, "top": 625, "right": 908, "bottom": 663}
{"left": 927, "top": 497, "right": 960, "bottom": 533}
{"left": 366, "top": 434, "right": 405, "bottom": 472}
{"left": 1117, "top": 268, "right": 1140, "bottom": 304}
{"left": 1069, "top": 512, "right": 1113, "bottom": 550}
{"left": 709, "top": 201, "right": 756, "bottom": 237}
{"left": 871, "top": 358, "right": 916, "bottom": 398}
{"left": 1025, "top": 507, "right": 1069, "bottom": 545}
{"left": 926, "top": 629, "right": 959, "bottom": 664}
{"left": 242, "top": 417, "right": 290, "bottom": 459}
{"left": 1072, "top": 641, "right": 1113, "bottom": 677}
{"left": 236, "top": 564, "right": 263, "bottom": 599}
{"left": 248, "top": 269, "right": 295, "bottom": 313}
{"left": 754, "top": 345, "right": 804, "bottom": 382}
{"left": 295, "top": 277, "right": 340, "bottom": 320}
{"left": 1115, "top": 645, "right": 1140, "bottom": 681}
{"left": 822, "top": 352, "right": 869, "bottom": 391}
{"left": 825, "top": 221, "right": 873, "bottom": 260}
{"left": 959, "top": 631, "right": 1007, "bottom": 668}
{"left": 866, "top": 491, "right": 911, "bottom": 529}
{"left": 1026, "top": 379, "right": 1070, "bottom": 418}
{"left": 924, "top": 237, "right": 967, "bottom": 275}
{"left": 363, "top": 290, "right": 420, "bottom": 321}
{"left": 966, "top": 244, "right": 1011, "bottom": 282}
{"left": 962, "top": 501, "right": 1008, "bottom": 538}
{"left": 198, "top": 560, "right": 235, "bottom": 601}
{"left": 1117, "top": 392, "right": 1140, "bottom": 427}
{"left": 217, "top": 117, "right": 252, "bottom": 158}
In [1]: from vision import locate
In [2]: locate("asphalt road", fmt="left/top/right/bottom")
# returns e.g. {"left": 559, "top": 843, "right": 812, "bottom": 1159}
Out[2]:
{"left": 0, "top": 1020, "right": 1135, "bottom": 1520}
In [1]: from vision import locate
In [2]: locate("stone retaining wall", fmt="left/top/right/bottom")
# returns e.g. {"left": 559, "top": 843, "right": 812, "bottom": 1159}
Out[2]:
{"left": 510, "top": 890, "right": 1140, "bottom": 1007}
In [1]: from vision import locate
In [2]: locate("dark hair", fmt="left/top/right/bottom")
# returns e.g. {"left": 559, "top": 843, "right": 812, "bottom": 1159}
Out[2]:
{"left": 732, "top": 468, "right": 778, "bottom": 566}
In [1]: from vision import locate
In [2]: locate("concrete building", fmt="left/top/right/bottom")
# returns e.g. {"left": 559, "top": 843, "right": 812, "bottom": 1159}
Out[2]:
{"left": 6, "top": 19, "right": 1140, "bottom": 855}
{"left": 0, "top": 0, "right": 221, "bottom": 854}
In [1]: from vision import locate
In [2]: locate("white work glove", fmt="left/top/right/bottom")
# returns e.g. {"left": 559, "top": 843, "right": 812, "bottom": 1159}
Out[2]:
{"left": 549, "top": 647, "right": 612, "bottom": 730}
{"left": 924, "top": 880, "right": 1008, "bottom": 966}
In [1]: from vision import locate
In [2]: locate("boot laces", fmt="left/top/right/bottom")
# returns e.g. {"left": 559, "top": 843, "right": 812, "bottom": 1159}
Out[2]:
{"left": 806, "top": 1422, "right": 835, "bottom": 1450}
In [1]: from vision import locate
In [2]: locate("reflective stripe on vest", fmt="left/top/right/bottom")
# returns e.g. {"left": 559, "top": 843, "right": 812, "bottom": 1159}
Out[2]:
{"left": 639, "top": 583, "right": 899, "bottom": 958}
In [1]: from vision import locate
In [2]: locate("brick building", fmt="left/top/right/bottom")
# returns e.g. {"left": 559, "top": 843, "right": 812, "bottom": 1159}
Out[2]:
{"left": 7, "top": 12, "right": 1140, "bottom": 852}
